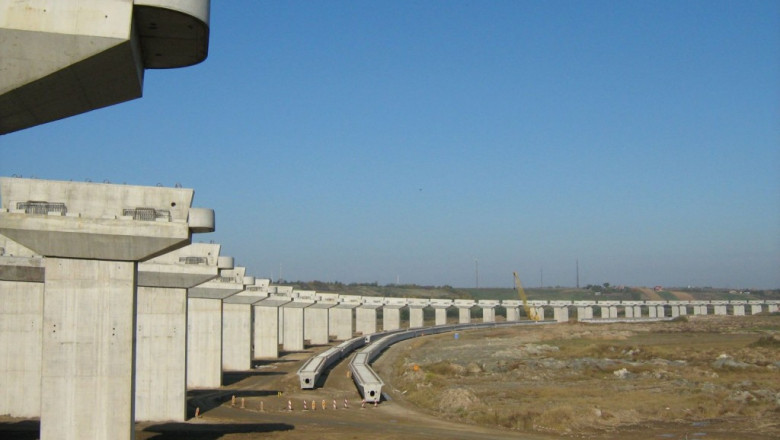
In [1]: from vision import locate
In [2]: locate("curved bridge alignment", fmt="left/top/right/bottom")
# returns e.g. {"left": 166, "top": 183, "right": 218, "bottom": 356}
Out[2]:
{"left": 347, "top": 321, "right": 553, "bottom": 403}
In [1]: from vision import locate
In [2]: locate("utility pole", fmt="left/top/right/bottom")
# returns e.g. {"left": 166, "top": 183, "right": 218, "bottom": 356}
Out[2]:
{"left": 475, "top": 259, "right": 479, "bottom": 288}
{"left": 576, "top": 259, "right": 580, "bottom": 289}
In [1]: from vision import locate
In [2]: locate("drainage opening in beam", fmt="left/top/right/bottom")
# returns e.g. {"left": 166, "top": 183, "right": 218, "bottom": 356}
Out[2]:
{"left": 369, "top": 390, "right": 376, "bottom": 397}
{"left": 305, "top": 378, "right": 310, "bottom": 384}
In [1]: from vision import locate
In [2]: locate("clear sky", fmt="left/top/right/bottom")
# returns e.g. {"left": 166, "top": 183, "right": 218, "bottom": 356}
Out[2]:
{"left": 2, "top": 1, "right": 778, "bottom": 289}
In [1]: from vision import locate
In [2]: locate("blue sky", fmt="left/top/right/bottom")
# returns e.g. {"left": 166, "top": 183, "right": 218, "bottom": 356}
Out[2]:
{"left": 2, "top": 1, "right": 778, "bottom": 288}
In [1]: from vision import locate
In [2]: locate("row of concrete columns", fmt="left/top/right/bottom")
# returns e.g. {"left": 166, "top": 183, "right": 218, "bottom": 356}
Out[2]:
{"left": 2, "top": 178, "right": 778, "bottom": 438}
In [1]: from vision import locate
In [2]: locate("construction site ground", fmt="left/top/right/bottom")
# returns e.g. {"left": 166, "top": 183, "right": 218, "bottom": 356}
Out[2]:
{"left": 1, "top": 314, "right": 777, "bottom": 439}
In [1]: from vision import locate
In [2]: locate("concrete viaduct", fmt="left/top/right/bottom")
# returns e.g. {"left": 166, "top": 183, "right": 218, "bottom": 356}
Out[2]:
{"left": 1, "top": 2, "right": 778, "bottom": 439}
{"left": 2, "top": 193, "right": 777, "bottom": 437}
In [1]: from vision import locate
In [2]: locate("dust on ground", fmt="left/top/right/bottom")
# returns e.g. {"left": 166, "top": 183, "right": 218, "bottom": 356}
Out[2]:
{"left": 1, "top": 315, "right": 777, "bottom": 439}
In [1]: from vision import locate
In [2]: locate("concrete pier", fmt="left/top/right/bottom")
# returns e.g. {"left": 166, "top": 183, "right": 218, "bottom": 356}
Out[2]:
{"left": 253, "top": 295, "right": 291, "bottom": 359}
{"left": 478, "top": 300, "right": 500, "bottom": 323}
{"left": 331, "top": 295, "right": 360, "bottom": 340}
{"left": 731, "top": 301, "right": 746, "bottom": 316}
{"left": 597, "top": 301, "right": 619, "bottom": 319}
{"left": 430, "top": 299, "right": 453, "bottom": 326}
{"left": 0, "top": 235, "right": 44, "bottom": 418}
{"left": 502, "top": 300, "right": 520, "bottom": 322}
{"left": 187, "top": 267, "right": 246, "bottom": 389}
{"left": 135, "top": 243, "right": 223, "bottom": 422}
{"left": 408, "top": 298, "right": 430, "bottom": 328}
{"left": 712, "top": 301, "right": 728, "bottom": 315}
{"left": 282, "top": 299, "right": 312, "bottom": 352}
{"left": 382, "top": 297, "right": 408, "bottom": 331}
{"left": 356, "top": 297, "right": 384, "bottom": 335}
{"left": 550, "top": 301, "right": 571, "bottom": 322}
{"left": 224, "top": 281, "right": 272, "bottom": 372}
{"left": 305, "top": 293, "right": 337, "bottom": 345}
{"left": 454, "top": 299, "right": 476, "bottom": 324}
{"left": 0, "top": 177, "right": 214, "bottom": 440}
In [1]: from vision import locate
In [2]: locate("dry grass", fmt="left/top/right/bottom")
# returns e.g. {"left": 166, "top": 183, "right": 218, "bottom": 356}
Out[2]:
{"left": 386, "top": 316, "right": 780, "bottom": 438}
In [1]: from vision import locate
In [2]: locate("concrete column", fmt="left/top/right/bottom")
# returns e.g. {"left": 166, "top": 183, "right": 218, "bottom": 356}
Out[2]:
{"left": 633, "top": 305, "right": 642, "bottom": 318}
{"left": 534, "top": 306, "right": 546, "bottom": 320}
{"left": 648, "top": 306, "right": 657, "bottom": 318}
{"left": 383, "top": 297, "right": 408, "bottom": 331}
{"left": 356, "top": 297, "right": 383, "bottom": 335}
{"left": 135, "top": 286, "right": 187, "bottom": 421}
{"left": 502, "top": 300, "right": 520, "bottom": 322}
{"left": 478, "top": 300, "right": 499, "bottom": 323}
{"left": 0, "top": 263, "right": 44, "bottom": 418}
{"left": 407, "top": 299, "right": 429, "bottom": 328}
{"left": 222, "top": 301, "right": 253, "bottom": 371}
{"left": 432, "top": 308, "right": 445, "bottom": 325}
{"left": 430, "top": 299, "right": 453, "bottom": 326}
{"left": 625, "top": 305, "right": 634, "bottom": 318}
{"left": 305, "top": 303, "right": 334, "bottom": 345}
{"left": 0, "top": 235, "right": 44, "bottom": 418}
{"left": 282, "top": 301, "right": 310, "bottom": 351}
{"left": 714, "top": 304, "right": 728, "bottom": 315}
{"left": 135, "top": 243, "right": 224, "bottom": 422}
{"left": 329, "top": 307, "right": 354, "bottom": 340}
{"left": 187, "top": 297, "right": 222, "bottom": 389}
{"left": 767, "top": 303, "right": 778, "bottom": 313}
{"left": 42, "top": 258, "right": 136, "bottom": 439}
{"left": 187, "top": 268, "right": 246, "bottom": 386}
{"left": 671, "top": 305, "right": 680, "bottom": 317}
{"left": 0, "top": 177, "right": 214, "bottom": 440}
{"left": 553, "top": 306, "right": 569, "bottom": 322}
{"left": 751, "top": 304, "right": 763, "bottom": 315}
{"left": 409, "top": 307, "right": 425, "bottom": 328}
{"left": 732, "top": 304, "right": 745, "bottom": 316}
{"left": 454, "top": 300, "right": 475, "bottom": 324}
{"left": 356, "top": 307, "right": 378, "bottom": 335}
{"left": 221, "top": 278, "right": 263, "bottom": 372}
{"left": 458, "top": 307, "right": 471, "bottom": 323}
{"left": 253, "top": 296, "right": 291, "bottom": 358}
{"left": 577, "top": 306, "right": 593, "bottom": 320}
{"left": 383, "top": 307, "right": 402, "bottom": 330}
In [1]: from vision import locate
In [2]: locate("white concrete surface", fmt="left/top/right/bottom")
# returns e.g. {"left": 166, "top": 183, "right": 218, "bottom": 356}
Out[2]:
{"left": 41, "top": 258, "right": 136, "bottom": 440}
{"left": 0, "top": 279, "right": 44, "bottom": 418}
{"left": 253, "top": 297, "right": 290, "bottom": 359}
{"left": 135, "top": 286, "right": 187, "bottom": 422}
{"left": 187, "top": 297, "right": 222, "bottom": 389}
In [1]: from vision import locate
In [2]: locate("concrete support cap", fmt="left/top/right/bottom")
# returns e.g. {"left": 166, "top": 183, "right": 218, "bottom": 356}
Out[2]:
{"left": 217, "top": 256, "right": 234, "bottom": 269}
{"left": 188, "top": 207, "right": 215, "bottom": 233}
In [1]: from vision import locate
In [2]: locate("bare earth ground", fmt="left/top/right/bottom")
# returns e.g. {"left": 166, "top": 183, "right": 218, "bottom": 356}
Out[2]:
{"left": 1, "top": 315, "right": 777, "bottom": 439}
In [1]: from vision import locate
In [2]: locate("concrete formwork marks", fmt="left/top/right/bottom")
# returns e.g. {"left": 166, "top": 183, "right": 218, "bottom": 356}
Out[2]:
{"left": 0, "top": 280, "right": 44, "bottom": 418}
{"left": 186, "top": 297, "right": 222, "bottom": 389}
{"left": 40, "top": 258, "right": 136, "bottom": 440}
{"left": 135, "top": 286, "right": 187, "bottom": 422}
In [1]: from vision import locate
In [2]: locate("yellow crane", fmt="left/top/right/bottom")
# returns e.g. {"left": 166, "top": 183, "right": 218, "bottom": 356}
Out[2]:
{"left": 513, "top": 271, "right": 540, "bottom": 321}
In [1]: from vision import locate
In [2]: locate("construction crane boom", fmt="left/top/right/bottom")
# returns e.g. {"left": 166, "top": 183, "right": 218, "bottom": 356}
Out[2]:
{"left": 514, "top": 271, "right": 540, "bottom": 321}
